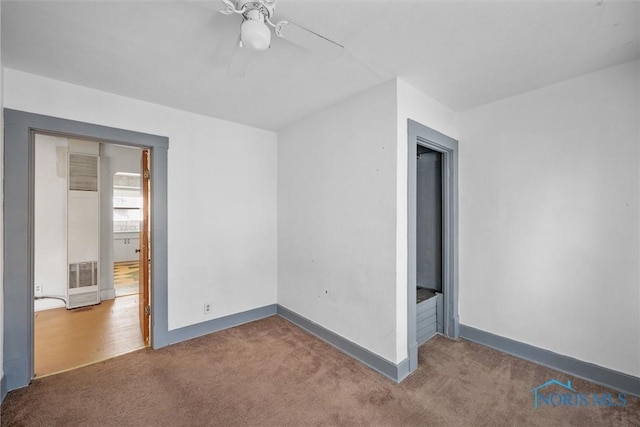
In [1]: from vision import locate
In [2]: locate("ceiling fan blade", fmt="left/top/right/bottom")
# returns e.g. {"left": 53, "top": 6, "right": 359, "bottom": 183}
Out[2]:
{"left": 276, "top": 21, "right": 343, "bottom": 59}
{"left": 227, "top": 38, "right": 253, "bottom": 77}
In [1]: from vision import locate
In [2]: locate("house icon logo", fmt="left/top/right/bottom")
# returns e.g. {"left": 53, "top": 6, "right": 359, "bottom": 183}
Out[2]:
{"left": 529, "top": 379, "right": 576, "bottom": 409}
{"left": 529, "top": 378, "right": 627, "bottom": 409}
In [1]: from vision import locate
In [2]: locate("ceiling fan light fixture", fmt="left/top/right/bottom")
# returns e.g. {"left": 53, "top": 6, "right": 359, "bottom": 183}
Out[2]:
{"left": 240, "top": 17, "right": 271, "bottom": 51}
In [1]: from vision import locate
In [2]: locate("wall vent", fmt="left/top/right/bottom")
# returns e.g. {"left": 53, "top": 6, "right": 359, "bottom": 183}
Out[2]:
{"left": 69, "top": 262, "right": 97, "bottom": 288}
{"left": 68, "top": 261, "right": 99, "bottom": 308}
{"left": 68, "top": 153, "right": 98, "bottom": 191}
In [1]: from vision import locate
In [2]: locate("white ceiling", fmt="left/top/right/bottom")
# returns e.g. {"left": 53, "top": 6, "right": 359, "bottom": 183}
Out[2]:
{"left": 2, "top": 0, "right": 639, "bottom": 131}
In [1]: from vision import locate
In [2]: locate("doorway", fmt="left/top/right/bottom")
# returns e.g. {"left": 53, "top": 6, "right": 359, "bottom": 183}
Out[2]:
{"left": 32, "top": 135, "right": 150, "bottom": 377}
{"left": 407, "top": 119, "right": 459, "bottom": 373}
{"left": 3, "top": 109, "right": 169, "bottom": 392}
{"left": 415, "top": 146, "right": 444, "bottom": 345}
{"left": 112, "top": 155, "right": 146, "bottom": 309}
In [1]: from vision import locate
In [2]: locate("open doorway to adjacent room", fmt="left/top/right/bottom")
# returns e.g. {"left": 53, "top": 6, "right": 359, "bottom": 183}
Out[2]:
{"left": 3, "top": 109, "right": 169, "bottom": 392}
{"left": 113, "top": 172, "right": 143, "bottom": 298}
{"left": 33, "top": 134, "right": 150, "bottom": 377}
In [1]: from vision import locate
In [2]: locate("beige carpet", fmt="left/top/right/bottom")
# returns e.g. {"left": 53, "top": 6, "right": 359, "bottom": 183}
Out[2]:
{"left": 2, "top": 316, "right": 638, "bottom": 426}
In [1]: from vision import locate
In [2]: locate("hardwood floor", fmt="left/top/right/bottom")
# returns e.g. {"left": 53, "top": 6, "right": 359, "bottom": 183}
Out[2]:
{"left": 114, "top": 260, "right": 139, "bottom": 296}
{"left": 34, "top": 294, "right": 145, "bottom": 377}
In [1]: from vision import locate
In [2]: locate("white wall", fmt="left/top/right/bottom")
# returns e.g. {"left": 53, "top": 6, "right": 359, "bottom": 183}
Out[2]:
{"left": 458, "top": 60, "right": 640, "bottom": 376}
{"left": 278, "top": 80, "right": 400, "bottom": 362}
{"left": 34, "top": 135, "right": 68, "bottom": 301}
{"left": 4, "top": 69, "right": 278, "bottom": 331}
{"left": 396, "top": 79, "right": 458, "bottom": 360}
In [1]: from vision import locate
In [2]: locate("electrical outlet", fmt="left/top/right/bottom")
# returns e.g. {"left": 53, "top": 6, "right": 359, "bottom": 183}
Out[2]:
{"left": 203, "top": 303, "right": 212, "bottom": 315}
{"left": 35, "top": 284, "right": 43, "bottom": 295}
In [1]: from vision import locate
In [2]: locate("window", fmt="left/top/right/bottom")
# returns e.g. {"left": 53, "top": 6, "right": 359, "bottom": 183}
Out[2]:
{"left": 113, "top": 172, "right": 141, "bottom": 232}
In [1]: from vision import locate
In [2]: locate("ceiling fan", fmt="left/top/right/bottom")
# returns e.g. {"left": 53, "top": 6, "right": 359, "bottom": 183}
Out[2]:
{"left": 219, "top": 0, "right": 344, "bottom": 76}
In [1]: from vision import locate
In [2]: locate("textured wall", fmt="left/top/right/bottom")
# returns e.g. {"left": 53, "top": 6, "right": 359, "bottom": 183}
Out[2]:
{"left": 278, "top": 80, "right": 399, "bottom": 362}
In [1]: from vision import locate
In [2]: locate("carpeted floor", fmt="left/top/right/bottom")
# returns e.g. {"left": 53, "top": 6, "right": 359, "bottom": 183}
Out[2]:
{"left": 2, "top": 316, "right": 638, "bottom": 426}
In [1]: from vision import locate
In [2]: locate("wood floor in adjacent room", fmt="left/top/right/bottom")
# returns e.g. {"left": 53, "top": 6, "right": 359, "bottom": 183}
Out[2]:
{"left": 113, "top": 260, "right": 140, "bottom": 297}
{"left": 34, "top": 294, "right": 145, "bottom": 377}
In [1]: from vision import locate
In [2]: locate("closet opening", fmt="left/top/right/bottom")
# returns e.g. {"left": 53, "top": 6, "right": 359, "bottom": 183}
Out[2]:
{"left": 416, "top": 145, "right": 444, "bottom": 345}
{"left": 407, "top": 119, "right": 458, "bottom": 375}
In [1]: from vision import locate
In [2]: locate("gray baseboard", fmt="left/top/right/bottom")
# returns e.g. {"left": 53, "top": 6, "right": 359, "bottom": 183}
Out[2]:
{"left": 277, "top": 305, "right": 410, "bottom": 382}
{"left": 459, "top": 324, "right": 640, "bottom": 397}
{"left": 168, "top": 304, "right": 277, "bottom": 344}
{"left": 1, "top": 373, "right": 7, "bottom": 403}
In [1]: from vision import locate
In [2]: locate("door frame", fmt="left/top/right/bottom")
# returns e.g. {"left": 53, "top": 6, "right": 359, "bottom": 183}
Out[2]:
{"left": 407, "top": 119, "right": 459, "bottom": 372}
{"left": 3, "top": 109, "right": 169, "bottom": 392}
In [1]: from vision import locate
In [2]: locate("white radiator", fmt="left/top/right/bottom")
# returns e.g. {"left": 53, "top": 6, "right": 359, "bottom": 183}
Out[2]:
{"left": 67, "top": 145, "right": 101, "bottom": 309}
